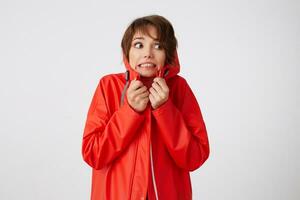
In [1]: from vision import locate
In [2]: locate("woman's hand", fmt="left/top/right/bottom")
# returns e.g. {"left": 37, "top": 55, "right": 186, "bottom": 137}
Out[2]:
{"left": 149, "top": 77, "right": 169, "bottom": 110}
{"left": 126, "top": 80, "right": 150, "bottom": 112}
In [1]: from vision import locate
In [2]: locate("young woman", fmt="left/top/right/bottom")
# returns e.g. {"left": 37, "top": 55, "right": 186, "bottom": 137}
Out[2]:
{"left": 82, "top": 14, "right": 210, "bottom": 200}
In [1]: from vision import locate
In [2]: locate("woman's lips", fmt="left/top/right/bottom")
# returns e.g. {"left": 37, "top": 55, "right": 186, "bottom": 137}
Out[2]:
{"left": 138, "top": 63, "right": 156, "bottom": 68}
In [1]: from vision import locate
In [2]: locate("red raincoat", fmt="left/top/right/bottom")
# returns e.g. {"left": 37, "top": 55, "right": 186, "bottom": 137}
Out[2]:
{"left": 82, "top": 51, "right": 210, "bottom": 200}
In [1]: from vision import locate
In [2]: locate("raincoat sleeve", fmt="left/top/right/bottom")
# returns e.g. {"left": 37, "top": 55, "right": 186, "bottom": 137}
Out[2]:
{"left": 152, "top": 79, "right": 210, "bottom": 171}
{"left": 82, "top": 77, "right": 145, "bottom": 170}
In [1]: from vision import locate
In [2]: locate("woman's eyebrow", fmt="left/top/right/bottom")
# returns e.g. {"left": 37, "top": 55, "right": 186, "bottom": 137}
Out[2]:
{"left": 132, "top": 36, "right": 159, "bottom": 41}
{"left": 133, "top": 37, "right": 144, "bottom": 41}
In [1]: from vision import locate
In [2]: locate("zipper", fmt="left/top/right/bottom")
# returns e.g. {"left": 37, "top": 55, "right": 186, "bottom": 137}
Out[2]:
{"left": 150, "top": 141, "right": 159, "bottom": 200}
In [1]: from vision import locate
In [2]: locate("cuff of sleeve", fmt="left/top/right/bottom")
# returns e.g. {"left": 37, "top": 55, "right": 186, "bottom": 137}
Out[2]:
{"left": 120, "top": 96, "right": 146, "bottom": 117}
{"left": 151, "top": 98, "right": 175, "bottom": 116}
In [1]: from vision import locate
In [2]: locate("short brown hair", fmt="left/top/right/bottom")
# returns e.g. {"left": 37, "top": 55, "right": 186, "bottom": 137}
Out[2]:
{"left": 121, "top": 15, "right": 178, "bottom": 65}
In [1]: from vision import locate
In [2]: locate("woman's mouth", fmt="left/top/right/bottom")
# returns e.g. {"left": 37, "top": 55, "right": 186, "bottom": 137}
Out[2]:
{"left": 138, "top": 63, "right": 156, "bottom": 68}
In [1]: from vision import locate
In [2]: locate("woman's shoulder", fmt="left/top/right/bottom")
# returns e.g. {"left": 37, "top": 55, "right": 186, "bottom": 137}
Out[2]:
{"left": 168, "top": 74, "right": 189, "bottom": 86}
{"left": 98, "top": 72, "right": 126, "bottom": 85}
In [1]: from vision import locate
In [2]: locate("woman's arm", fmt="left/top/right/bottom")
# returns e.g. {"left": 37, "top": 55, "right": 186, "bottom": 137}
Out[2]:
{"left": 82, "top": 77, "right": 145, "bottom": 170}
{"left": 152, "top": 79, "right": 210, "bottom": 171}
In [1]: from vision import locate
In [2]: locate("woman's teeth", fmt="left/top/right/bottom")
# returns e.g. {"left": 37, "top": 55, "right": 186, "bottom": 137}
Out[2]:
{"left": 139, "top": 63, "right": 156, "bottom": 68}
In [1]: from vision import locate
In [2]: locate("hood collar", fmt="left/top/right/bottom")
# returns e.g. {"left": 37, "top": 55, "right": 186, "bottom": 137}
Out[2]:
{"left": 122, "top": 50, "right": 180, "bottom": 80}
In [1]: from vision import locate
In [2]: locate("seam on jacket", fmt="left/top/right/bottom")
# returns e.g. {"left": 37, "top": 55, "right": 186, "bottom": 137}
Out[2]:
{"left": 128, "top": 140, "right": 139, "bottom": 200}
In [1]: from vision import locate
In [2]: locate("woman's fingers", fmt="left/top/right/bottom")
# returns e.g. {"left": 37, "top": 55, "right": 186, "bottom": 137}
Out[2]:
{"left": 153, "top": 78, "right": 169, "bottom": 93}
{"left": 132, "top": 86, "right": 147, "bottom": 97}
{"left": 149, "top": 78, "right": 169, "bottom": 109}
{"left": 128, "top": 80, "right": 144, "bottom": 92}
{"left": 151, "top": 82, "right": 165, "bottom": 99}
{"left": 126, "top": 81, "right": 149, "bottom": 112}
{"left": 135, "top": 90, "right": 149, "bottom": 102}
{"left": 149, "top": 87, "right": 160, "bottom": 100}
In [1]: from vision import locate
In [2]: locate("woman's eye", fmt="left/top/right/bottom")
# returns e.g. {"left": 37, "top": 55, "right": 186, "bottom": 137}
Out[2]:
{"left": 133, "top": 42, "right": 162, "bottom": 50}
{"left": 154, "top": 43, "right": 162, "bottom": 49}
{"left": 133, "top": 42, "right": 143, "bottom": 48}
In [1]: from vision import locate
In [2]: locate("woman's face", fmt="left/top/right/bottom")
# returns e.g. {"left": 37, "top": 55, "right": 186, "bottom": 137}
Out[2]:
{"left": 129, "top": 25, "right": 166, "bottom": 78}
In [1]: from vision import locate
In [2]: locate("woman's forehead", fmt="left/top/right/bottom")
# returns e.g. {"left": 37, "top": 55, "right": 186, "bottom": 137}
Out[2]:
{"left": 133, "top": 26, "right": 159, "bottom": 41}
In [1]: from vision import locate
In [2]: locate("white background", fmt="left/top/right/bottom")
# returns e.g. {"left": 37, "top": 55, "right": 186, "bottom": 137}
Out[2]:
{"left": 0, "top": 0, "right": 299, "bottom": 199}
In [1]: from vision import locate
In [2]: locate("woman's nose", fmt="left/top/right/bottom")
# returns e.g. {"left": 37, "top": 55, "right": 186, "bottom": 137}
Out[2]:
{"left": 143, "top": 47, "right": 153, "bottom": 58}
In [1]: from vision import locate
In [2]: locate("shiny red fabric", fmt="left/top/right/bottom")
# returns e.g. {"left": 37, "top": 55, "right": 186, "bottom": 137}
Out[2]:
{"left": 82, "top": 51, "right": 210, "bottom": 200}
